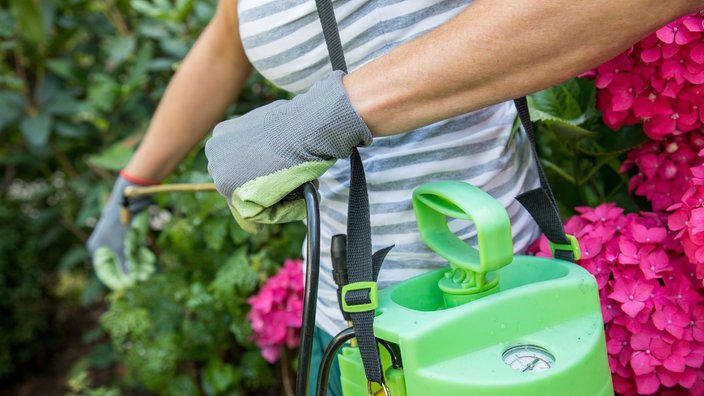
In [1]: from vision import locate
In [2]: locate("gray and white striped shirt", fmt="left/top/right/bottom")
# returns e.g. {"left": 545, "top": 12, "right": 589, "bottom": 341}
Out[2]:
{"left": 238, "top": 0, "right": 541, "bottom": 335}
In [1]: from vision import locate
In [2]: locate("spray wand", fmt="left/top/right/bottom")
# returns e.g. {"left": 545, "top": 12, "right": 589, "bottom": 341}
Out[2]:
{"left": 119, "top": 183, "right": 217, "bottom": 224}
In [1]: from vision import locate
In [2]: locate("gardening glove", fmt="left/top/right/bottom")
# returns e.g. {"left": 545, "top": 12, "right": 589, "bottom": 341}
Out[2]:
{"left": 205, "top": 70, "right": 372, "bottom": 232}
{"left": 87, "top": 174, "right": 153, "bottom": 274}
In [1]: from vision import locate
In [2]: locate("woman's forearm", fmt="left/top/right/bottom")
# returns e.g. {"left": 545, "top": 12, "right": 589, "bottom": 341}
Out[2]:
{"left": 124, "top": 0, "right": 251, "bottom": 182}
{"left": 344, "top": 0, "right": 703, "bottom": 137}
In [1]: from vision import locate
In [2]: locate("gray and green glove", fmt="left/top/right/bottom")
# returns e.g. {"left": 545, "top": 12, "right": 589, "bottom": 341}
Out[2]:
{"left": 205, "top": 70, "right": 372, "bottom": 231}
{"left": 87, "top": 175, "right": 152, "bottom": 274}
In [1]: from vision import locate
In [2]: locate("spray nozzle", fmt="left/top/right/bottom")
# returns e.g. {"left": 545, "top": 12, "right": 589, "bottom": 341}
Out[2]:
{"left": 331, "top": 234, "right": 352, "bottom": 322}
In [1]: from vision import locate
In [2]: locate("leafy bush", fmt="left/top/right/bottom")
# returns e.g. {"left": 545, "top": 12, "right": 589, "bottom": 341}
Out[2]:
{"left": 3, "top": 0, "right": 702, "bottom": 395}
{"left": 96, "top": 165, "right": 306, "bottom": 394}
{"left": 0, "top": 0, "right": 297, "bottom": 392}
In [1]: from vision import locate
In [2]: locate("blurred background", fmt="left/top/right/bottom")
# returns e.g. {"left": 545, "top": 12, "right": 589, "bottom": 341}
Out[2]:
{"left": 1, "top": 0, "right": 304, "bottom": 394}
{"left": 2, "top": 1, "right": 704, "bottom": 395}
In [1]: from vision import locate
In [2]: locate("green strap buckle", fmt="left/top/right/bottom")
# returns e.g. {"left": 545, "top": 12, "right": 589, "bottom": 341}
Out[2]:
{"left": 549, "top": 234, "right": 581, "bottom": 261}
{"left": 341, "top": 281, "right": 379, "bottom": 313}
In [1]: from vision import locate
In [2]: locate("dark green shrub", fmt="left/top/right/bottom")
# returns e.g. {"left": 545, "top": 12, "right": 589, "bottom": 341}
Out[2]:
{"left": 0, "top": 0, "right": 298, "bottom": 393}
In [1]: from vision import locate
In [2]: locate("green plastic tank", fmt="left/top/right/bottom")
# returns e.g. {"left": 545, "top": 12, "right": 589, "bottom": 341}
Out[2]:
{"left": 338, "top": 181, "right": 613, "bottom": 396}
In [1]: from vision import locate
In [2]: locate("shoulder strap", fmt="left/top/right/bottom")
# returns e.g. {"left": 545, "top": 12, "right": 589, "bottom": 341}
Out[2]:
{"left": 514, "top": 97, "right": 576, "bottom": 262}
{"left": 315, "top": 0, "right": 387, "bottom": 389}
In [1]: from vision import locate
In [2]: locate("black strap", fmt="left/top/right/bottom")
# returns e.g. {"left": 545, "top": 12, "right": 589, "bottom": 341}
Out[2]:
{"left": 344, "top": 148, "right": 384, "bottom": 384}
{"left": 314, "top": 0, "right": 387, "bottom": 387}
{"left": 312, "top": 0, "right": 574, "bottom": 390}
{"left": 315, "top": 0, "right": 347, "bottom": 73}
{"left": 514, "top": 97, "right": 575, "bottom": 262}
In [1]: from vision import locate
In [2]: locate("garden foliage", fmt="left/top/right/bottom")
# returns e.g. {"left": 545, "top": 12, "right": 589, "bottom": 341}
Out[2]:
{"left": 2, "top": 1, "right": 704, "bottom": 395}
{"left": 0, "top": 0, "right": 300, "bottom": 394}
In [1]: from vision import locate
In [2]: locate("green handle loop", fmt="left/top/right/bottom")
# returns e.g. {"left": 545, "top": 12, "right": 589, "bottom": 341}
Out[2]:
{"left": 412, "top": 181, "right": 514, "bottom": 275}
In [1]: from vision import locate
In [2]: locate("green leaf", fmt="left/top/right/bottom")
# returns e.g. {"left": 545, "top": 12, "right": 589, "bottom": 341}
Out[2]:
{"left": 88, "top": 136, "right": 139, "bottom": 171}
{"left": 99, "top": 303, "right": 153, "bottom": 346}
{"left": 175, "top": 0, "right": 195, "bottom": 21}
{"left": 528, "top": 79, "right": 595, "bottom": 124}
{"left": 126, "top": 41, "right": 153, "bottom": 87}
{"left": 164, "top": 375, "right": 200, "bottom": 396}
{"left": 124, "top": 212, "right": 157, "bottom": 282}
{"left": 148, "top": 58, "right": 176, "bottom": 72}
{"left": 127, "top": 332, "right": 182, "bottom": 391}
{"left": 0, "top": 9, "right": 15, "bottom": 39}
{"left": 209, "top": 248, "right": 258, "bottom": 299}
{"left": 202, "top": 214, "right": 229, "bottom": 251}
{"left": 229, "top": 218, "right": 251, "bottom": 245}
{"left": 20, "top": 113, "right": 52, "bottom": 148}
{"left": 239, "top": 350, "right": 275, "bottom": 388}
{"left": 46, "top": 58, "right": 78, "bottom": 81}
{"left": 34, "top": 75, "right": 62, "bottom": 108}
{"left": 193, "top": 0, "right": 217, "bottom": 22}
{"left": 130, "top": 0, "right": 158, "bottom": 16}
{"left": 55, "top": 121, "right": 93, "bottom": 139}
{"left": 106, "top": 35, "right": 137, "bottom": 69}
{"left": 34, "top": 75, "right": 84, "bottom": 117}
{"left": 59, "top": 246, "right": 88, "bottom": 271}
{"left": 45, "top": 98, "right": 83, "bottom": 116}
{"left": 160, "top": 38, "right": 189, "bottom": 58}
{"left": 10, "top": 0, "right": 45, "bottom": 45}
{"left": 203, "top": 357, "right": 239, "bottom": 394}
{"left": 540, "top": 118, "right": 597, "bottom": 140}
{"left": 587, "top": 123, "right": 649, "bottom": 155}
{"left": 161, "top": 218, "right": 194, "bottom": 259}
{"left": 39, "top": 0, "right": 55, "bottom": 42}
{"left": 87, "top": 74, "right": 119, "bottom": 112}
{"left": 0, "top": 91, "right": 26, "bottom": 131}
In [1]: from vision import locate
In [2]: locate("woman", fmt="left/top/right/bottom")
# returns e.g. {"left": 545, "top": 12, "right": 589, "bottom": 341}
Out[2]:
{"left": 89, "top": 1, "right": 704, "bottom": 394}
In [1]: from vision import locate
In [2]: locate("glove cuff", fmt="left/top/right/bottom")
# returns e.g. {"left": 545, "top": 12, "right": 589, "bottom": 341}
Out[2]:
{"left": 327, "top": 70, "right": 373, "bottom": 149}
{"left": 120, "top": 169, "right": 160, "bottom": 186}
{"left": 113, "top": 174, "right": 152, "bottom": 214}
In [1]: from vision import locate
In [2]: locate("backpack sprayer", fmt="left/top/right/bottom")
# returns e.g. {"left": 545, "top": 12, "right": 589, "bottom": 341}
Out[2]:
{"left": 328, "top": 181, "right": 613, "bottom": 395}
{"left": 294, "top": 177, "right": 613, "bottom": 396}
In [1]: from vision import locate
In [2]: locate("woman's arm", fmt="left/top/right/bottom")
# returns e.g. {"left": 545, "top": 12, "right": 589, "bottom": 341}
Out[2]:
{"left": 124, "top": 0, "right": 251, "bottom": 182}
{"left": 344, "top": 0, "right": 703, "bottom": 137}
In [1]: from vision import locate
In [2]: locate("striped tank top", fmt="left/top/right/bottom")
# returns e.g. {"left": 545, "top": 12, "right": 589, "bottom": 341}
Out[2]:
{"left": 238, "top": 0, "right": 541, "bottom": 335}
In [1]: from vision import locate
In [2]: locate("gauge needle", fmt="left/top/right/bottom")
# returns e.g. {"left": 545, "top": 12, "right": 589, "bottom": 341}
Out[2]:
{"left": 523, "top": 358, "right": 541, "bottom": 372}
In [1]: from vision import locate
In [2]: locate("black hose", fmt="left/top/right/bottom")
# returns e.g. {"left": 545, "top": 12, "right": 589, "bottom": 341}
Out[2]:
{"left": 377, "top": 339, "right": 402, "bottom": 370}
{"left": 315, "top": 328, "right": 357, "bottom": 396}
{"left": 296, "top": 182, "right": 321, "bottom": 396}
{"left": 314, "top": 329, "right": 404, "bottom": 396}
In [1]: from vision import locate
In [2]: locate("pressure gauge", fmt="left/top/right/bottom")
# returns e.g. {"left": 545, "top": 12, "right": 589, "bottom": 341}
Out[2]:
{"left": 502, "top": 344, "right": 555, "bottom": 372}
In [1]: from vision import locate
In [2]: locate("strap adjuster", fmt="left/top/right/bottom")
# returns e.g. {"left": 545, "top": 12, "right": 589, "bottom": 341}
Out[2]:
{"left": 549, "top": 234, "right": 581, "bottom": 261}
{"left": 342, "top": 281, "right": 379, "bottom": 313}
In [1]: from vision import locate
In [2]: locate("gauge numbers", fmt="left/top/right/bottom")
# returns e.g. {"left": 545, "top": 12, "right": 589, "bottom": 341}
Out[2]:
{"left": 502, "top": 344, "right": 555, "bottom": 373}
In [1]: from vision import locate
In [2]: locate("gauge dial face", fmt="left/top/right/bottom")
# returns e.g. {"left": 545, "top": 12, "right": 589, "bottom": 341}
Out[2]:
{"left": 502, "top": 344, "right": 555, "bottom": 373}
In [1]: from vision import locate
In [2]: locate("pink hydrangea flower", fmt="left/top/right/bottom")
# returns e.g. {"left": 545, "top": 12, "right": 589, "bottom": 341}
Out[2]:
{"left": 247, "top": 258, "right": 304, "bottom": 363}
{"left": 528, "top": 203, "right": 704, "bottom": 395}
{"left": 622, "top": 133, "right": 704, "bottom": 212}
{"left": 584, "top": 13, "right": 704, "bottom": 139}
